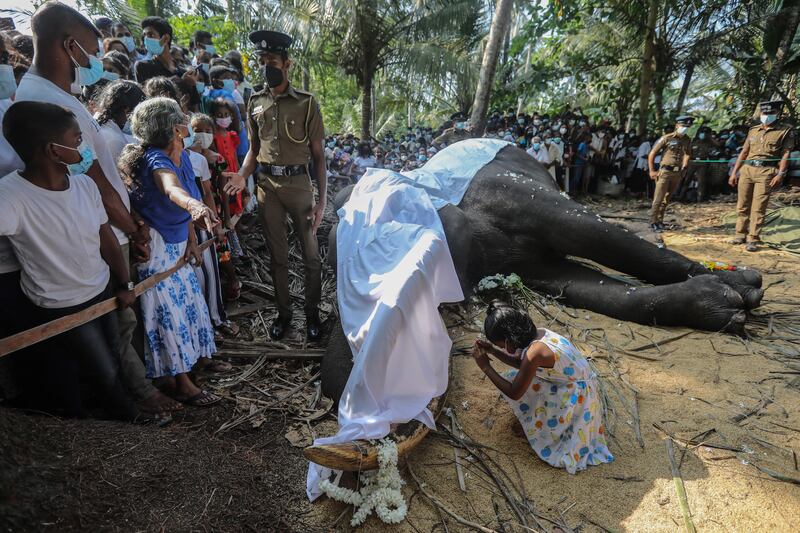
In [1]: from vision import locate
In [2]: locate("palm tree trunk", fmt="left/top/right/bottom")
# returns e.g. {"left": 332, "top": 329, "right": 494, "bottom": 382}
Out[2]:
{"left": 637, "top": 0, "right": 659, "bottom": 137}
{"left": 516, "top": 45, "right": 531, "bottom": 115}
{"left": 762, "top": 2, "right": 800, "bottom": 100}
{"left": 470, "top": 0, "right": 514, "bottom": 135}
{"left": 361, "top": 72, "right": 373, "bottom": 140}
{"left": 675, "top": 61, "right": 695, "bottom": 116}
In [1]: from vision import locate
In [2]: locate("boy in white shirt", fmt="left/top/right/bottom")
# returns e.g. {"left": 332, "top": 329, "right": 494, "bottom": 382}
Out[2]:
{"left": 0, "top": 100, "right": 140, "bottom": 420}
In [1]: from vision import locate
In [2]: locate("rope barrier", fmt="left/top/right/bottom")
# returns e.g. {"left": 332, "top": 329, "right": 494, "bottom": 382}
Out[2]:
{"left": 0, "top": 238, "right": 216, "bottom": 358}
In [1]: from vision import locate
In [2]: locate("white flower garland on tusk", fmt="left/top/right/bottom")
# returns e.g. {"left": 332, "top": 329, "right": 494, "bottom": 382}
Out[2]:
{"left": 319, "top": 439, "right": 408, "bottom": 526}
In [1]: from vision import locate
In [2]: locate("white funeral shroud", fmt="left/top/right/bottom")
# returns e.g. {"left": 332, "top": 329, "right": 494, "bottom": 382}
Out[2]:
{"left": 307, "top": 139, "right": 510, "bottom": 500}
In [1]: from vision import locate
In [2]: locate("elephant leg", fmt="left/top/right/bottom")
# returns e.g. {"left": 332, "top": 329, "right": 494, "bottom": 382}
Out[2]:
{"left": 521, "top": 258, "right": 747, "bottom": 334}
{"left": 534, "top": 194, "right": 763, "bottom": 308}
{"left": 321, "top": 317, "right": 353, "bottom": 403}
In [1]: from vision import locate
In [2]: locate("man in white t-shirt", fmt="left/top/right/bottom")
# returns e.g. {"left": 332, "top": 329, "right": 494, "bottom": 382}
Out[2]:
{"left": 14, "top": 2, "right": 179, "bottom": 414}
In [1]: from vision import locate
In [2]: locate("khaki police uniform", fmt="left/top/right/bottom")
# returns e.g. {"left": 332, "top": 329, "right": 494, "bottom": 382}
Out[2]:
{"left": 248, "top": 83, "right": 324, "bottom": 319}
{"left": 735, "top": 123, "right": 793, "bottom": 242}
{"left": 650, "top": 132, "right": 692, "bottom": 224}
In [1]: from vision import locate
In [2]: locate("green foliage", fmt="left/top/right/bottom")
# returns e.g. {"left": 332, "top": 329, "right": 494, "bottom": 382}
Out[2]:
{"left": 169, "top": 14, "right": 243, "bottom": 54}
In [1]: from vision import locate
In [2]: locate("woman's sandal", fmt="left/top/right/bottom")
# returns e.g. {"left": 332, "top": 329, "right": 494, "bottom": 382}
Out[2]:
{"left": 179, "top": 390, "right": 222, "bottom": 407}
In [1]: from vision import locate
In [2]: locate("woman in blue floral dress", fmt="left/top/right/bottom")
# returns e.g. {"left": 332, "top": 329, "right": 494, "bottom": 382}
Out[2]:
{"left": 472, "top": 301, "right": 613, "bottom": 473}
{"left": 120, "top": 97, "right": 221, "bottom": 407}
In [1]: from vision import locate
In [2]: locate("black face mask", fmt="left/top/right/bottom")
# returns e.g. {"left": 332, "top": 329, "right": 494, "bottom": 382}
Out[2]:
{"left": 262, "top": 65, "right": 284, "bottom": 88}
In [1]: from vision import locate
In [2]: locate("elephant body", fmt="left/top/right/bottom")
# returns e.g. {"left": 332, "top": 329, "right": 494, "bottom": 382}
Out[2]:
{"left": 322, "top": 143, "right": 762, "bottom": 400}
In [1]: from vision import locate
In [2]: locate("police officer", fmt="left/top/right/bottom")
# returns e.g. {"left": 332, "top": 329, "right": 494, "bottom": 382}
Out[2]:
{"left": 434, "top": 112, "right": 471, "bottom": 145}
{"left": 224, "top": 30, "right": 326, "bottom": 340}
{"left": 728, "top": 100, "right": 793, "bottom": 252}
{"left": 647, "top": 116, "right": 694, "bottom": 232}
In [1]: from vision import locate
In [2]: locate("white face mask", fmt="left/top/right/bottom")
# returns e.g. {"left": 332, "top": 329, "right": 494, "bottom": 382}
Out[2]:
{"left": 0, "top": 64, "right": 16, "bottom": 100}
{"left": 215, "top": 116, "right": 232, "bottom": 129}
{"left": 760, "top": 114, "right": 777, "bottom": 125}
{"left": 676, "top": 126, "right": 688, "bottom": 135}
{"left": 194, "top": 131, "right": 214, "bottom": 149}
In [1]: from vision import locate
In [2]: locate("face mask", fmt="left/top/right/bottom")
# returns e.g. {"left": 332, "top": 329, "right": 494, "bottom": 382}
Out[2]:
{"left": 263, "top": 65, "right": 285, "bottom": 88}
{"left": 203, "top": 44, "right": 216, "bottom": 55}
{"left": 598, "top": 132, "right": 605, "bottom": 137}
{"left": 533, "top": 119, "right": 541, "bottom": 126}
{"left": 122, "top": 118, "right": 132, "bottom": 135}
{"left": 579, "top": 121, "right": 586, "bottom": 126}
{"left": 195, "top": 131, "right": 214, "bottom": 149}
{"left": 121, "top": 36, "right": 136, "bottom": 53}
{"left": 568, "top": 119, "right": 575, "bottom": 125}
{"left": 199, "top": 63, "right": 210, "bottom": 74}
{"left": 327, "top": 141, "right": 335, "bottom": 148}
{"left": 180, "top": 124, "right": 195, "bottom": 149}
{"left": 559, "top": 127, "right": 567, "bottom": 134}
{"left": 215, "top": 116, "right": 232, "bottom": 129}
{"left": 67, "top": 39, "right": 104, "bottom": 87}
{"left": 698, "top": 132, "right": 706, "bottom": 140}
{"left": 551, "top": 125, "right": 559, "bottom": 131}
{"left": 53, "top": 140, "right": 95, "bottom": 175}
{"left": 518, "top": 118, "right": 525, "bottom": 125}
{"left": 760, "top": 114, "right": 777, "bottom": 125}
{"left": 196, "top": 81, "right": 205, "bottom": 94}
{"left": 418, "top": 155, "right": 427, "bottom": 162}
{"left": 676, "top": 126, "right": 688, "bottom": 135}
{"left": 720, "top": 134, "right": 729, "bottom": 140}
{"left": 532, "top": 143, "right": 541, "bottom": 151}
{"left": 222, "top": 79, "right": 236, "bottom": 93}
{"left": 101, "top": 71, "right": 120, "bottom": 81}
{"left": 0, "top": 65, "right": 17, "bottom": 100}
{"left": 552, "top": 138, "right": 561, "bottom": 144}
{"left": 455, "top": 122, "right": 464, "bottom": 130}
{"left": 144, "top": 36, "right": 165, "bottom": 56}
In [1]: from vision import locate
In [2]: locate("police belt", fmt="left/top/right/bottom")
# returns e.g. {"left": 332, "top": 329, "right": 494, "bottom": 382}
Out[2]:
{"left": 745, "top": 159, "right": 778, "bottom": 168}
{"left": 660, "top": 164, "right": 682, "bottom": 172}
{"left": 258, "top": 163, "right": 308, "bottom": 177}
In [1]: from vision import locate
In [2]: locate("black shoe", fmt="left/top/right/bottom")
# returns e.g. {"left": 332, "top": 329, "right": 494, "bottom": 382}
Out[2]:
{"left": 650, "top": 223, "right": 662, "bottom": 233}
{"left": 306, "top": 312, "right": 322, "bottom": 342}
{"left": 657, "top": 222, "right": 666, "bottom": 232}
{"left": 270, "top": 316, "right": 292, "bottom": 340}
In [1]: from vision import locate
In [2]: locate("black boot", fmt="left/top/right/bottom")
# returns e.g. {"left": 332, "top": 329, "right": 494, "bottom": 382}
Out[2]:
{"left": 270, "top": 315, "right": 292, "bottom": 340}
{"left": 306, "top": 311, "right": 322, "bottom": 342}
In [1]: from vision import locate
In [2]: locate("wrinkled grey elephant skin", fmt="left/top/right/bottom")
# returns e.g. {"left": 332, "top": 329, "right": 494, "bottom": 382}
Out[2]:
{"left": 321, "top": 146, "right": 762, "bottom": 401}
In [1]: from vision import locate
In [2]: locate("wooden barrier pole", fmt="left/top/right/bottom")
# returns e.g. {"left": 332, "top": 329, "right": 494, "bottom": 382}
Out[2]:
{"left": 0, "top": 239, "right": 216, "bottom": 358}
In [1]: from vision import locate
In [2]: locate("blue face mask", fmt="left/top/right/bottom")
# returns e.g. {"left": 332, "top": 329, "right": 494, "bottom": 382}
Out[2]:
{"left": 181, "top": 124, "right": 195, "bottom": 149}
{"left": 196, "top": 81, "right": 206, "bottom": 94}
{"left": 54, "top": 141, "right": 95, "bottom": 175}
{"left": 552, "top": 137, "right": 561, "bottom": 144}
{"left": 122, "top": 119, "right": 132, "bottom": 135}
{"left": 222, "top": 79, "right": 236, "bottom": 93}
{"left": 532, "top": 143, "right": 541, "bottom": 151}
{"left": 121, "top": 36, "right": 136, "bottom": 53}
{"left": 698, "top": 132, "right": 706, "bottom": 140}
{"left": 0, "top": 65, "right": 17, "bottom": 100}
{"left": 203, "top": 44, "right": 216, "bottom": 55}
{"left": 101, "top": 71, "right": 120, "bottom": 81}
{"left": 67, "top": 40, "right": 104, "bottom": 87}
{"left": 144, "top": 36, "right": 165, "bottom": 56}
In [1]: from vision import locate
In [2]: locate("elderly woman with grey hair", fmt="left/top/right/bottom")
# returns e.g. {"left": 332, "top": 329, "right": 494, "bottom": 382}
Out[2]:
{"left": 119, "top": 97, "right": 221, "bottom": 407}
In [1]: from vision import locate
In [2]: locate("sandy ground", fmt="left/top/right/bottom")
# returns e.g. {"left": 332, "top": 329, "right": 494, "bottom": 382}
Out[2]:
{"left": 1, "top": 197, "right": 798, "bottom": 532}
{"left": 304, "top": 197, "right": 800, "bottom": 532}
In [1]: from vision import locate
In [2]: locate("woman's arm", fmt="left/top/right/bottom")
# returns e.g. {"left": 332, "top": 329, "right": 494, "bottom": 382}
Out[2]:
{"left": 153, "top": 168, "right": 219, "bottom": 232}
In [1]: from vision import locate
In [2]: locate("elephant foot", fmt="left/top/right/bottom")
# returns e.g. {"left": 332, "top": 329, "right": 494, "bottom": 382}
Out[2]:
{"left": 711, "top": 268, "right": 762, "bottom": 289}
{"left": 708, "top": 269, "right": 764, "bottom": 311}
{"left": 681, "top": 275, "right": 746, "bottom": 334}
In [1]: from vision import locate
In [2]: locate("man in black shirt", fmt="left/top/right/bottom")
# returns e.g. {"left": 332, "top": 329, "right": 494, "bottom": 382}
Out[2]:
{"left": 134, "top": 16, "right": 188, "bottom": 84}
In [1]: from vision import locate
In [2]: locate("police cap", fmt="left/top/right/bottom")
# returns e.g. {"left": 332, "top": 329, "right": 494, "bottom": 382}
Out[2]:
{"left": 675, "top": 115, "right": 695, "bottom": 126}
{"left": 249, "top": 30, "right": 292, "bottom": 54}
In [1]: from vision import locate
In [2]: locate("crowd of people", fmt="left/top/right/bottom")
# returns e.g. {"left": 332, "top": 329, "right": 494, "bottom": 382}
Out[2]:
{"left": 0, "top": 0, "right": 795, "bottom": 480}
{"left": 327, "top": 107, "right": 798, "bottom": 203}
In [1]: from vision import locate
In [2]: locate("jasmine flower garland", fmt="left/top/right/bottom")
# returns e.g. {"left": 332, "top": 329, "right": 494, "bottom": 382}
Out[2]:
{"left": 319, "top": 439, "right": 408, "bottom": 526}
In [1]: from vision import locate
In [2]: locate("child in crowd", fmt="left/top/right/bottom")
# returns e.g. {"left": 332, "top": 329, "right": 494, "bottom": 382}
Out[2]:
{"left": 209, "top": 97, "right": 246, "bottom": 296}
{"left": 472, "top": 301, "right": 613, "bottom": 473}
{"left": 188, "top": 112, "right": 240, "bottom": 336}
{"left": 0, "top": 101, "right": 139, "bottom": 420}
